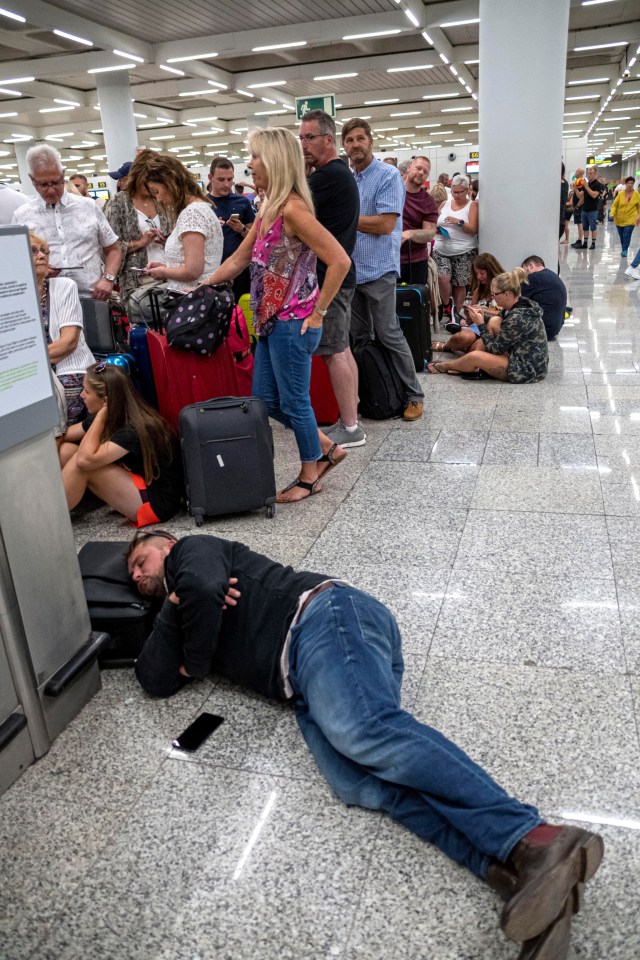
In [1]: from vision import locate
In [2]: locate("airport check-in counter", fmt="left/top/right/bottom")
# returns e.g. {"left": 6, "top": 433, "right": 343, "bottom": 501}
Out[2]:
{"left": 0, "top": 226, "right": 106, "bottom": 797}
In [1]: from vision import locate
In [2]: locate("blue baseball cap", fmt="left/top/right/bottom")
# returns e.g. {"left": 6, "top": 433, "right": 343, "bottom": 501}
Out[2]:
{"left": 108, "top": 161, "right": 132, "bottom": 180}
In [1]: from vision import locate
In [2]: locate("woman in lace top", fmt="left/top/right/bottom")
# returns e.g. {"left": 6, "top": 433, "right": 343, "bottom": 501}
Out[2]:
{"left": 143, "top": 153, "right": 223, "bottom": 291}
{"left": 204, "top": 127, "right": 350, "bottom": 503}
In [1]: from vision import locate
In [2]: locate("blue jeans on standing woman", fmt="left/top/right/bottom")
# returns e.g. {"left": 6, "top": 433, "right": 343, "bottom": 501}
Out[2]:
{"left": 616, "top": 224, "right": 635, "bottom": 256}
{"left": 252, "top": 319, "right": 322, "bottom": 463}
{"left": 288, "top": 585, "right": 542, "bottom": 878}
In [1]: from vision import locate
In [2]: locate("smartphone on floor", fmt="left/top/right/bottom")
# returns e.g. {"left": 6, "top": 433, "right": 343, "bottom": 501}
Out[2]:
{"left": 172, "top": 712, "right": 224, "bottom": 751}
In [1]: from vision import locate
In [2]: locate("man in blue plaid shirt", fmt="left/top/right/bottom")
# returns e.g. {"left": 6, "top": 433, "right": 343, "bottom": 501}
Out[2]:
{"left": 342, "top": 118, "right": 424, "bottom": 421}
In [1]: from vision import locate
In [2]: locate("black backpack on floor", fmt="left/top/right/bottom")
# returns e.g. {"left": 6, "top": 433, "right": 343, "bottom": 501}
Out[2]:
{"left": 355, "top": 340, "right": 405, "bottom": 420}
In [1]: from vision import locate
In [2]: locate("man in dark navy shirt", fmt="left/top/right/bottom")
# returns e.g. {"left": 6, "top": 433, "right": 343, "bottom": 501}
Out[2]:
{"left": 207, "top": 156, "right": 255, "bottom": 299}
{"left": 521, "top": 256, "right": 567, "bottom": 341}
{"left": 128, "top": 530, "right": 604, "bottom": 958}
{"left": 300, "top": 110, "right": 364, "bottom": 448}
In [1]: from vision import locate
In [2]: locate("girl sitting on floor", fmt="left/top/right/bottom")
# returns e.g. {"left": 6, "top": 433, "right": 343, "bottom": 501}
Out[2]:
{"left": 59, "top": 362, "right": 183, "bottom": 526}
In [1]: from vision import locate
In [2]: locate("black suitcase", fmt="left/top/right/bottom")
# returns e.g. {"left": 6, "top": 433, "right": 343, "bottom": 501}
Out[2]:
{"left": 396, "top": 283, "right": 432, "bottom": 370}
{"left": 179, "top": 396, "right": 277, "bottom": 525}
{"left": 80, "top": 298, "right": 118, "bottom": 354}
{"left": 355, "top": 341, "right": 405, "bottom": 420}
{"left": 78, "top": 541, "right": 161, "bottom": 667}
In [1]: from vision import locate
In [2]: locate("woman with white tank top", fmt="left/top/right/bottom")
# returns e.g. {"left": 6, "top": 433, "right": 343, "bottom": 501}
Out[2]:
{"left": 433, "top": 174, "right": 478, "bottom": 314}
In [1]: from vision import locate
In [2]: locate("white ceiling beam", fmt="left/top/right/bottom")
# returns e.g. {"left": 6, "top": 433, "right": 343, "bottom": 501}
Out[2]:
{"left": 423, "top": 0, "right": 480, "bottom": 30}
{"left": 231, "top": 50, "right": 442, "bottom": 89}
{"left": 568, "top": 21, "right": 640, "bottom": 50}
{"left": 0, "top": 25, "right": 61, "bottom": 56}
{"left": 0, "top": 51, "right": 143, "bottom": 80}
{"left": 18, "top": 0, "right": 152, "bottom": 61}
{"left": 155, "top": 12, "right": 412, "bottom": 62}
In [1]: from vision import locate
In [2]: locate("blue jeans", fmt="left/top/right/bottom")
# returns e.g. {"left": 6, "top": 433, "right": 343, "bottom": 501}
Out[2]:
{"left": 252, "top": 319, "right": 322, "bottom": 463}
{"left": 616, "top": 224, "right": 635, "bottom": 254}
{"left": 632, "top": 247, "right": 640, "bottom": 269}
{"left": 288, "top": 585, "right": 542, "bottom": 878}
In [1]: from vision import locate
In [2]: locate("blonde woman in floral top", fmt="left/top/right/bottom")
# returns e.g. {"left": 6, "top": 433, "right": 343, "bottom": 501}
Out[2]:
{"left": 204, "top": 127, "right": 350, "bottom": 504}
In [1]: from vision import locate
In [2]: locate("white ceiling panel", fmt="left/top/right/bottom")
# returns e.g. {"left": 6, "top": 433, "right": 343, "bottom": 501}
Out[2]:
{"left": 0, "top": 0, "right": 638, "bottom": 178}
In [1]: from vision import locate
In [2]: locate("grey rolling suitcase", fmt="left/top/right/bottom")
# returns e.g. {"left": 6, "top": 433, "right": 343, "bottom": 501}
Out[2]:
{"left": 80, "top": 298, "right": 117, "bottom": 354}
{"left": 179, "top": 396, "right": 276, "bottom": 526}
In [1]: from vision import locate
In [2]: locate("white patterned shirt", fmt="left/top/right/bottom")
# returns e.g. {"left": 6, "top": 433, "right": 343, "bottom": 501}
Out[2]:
{"left": 164, "top": 201, "right": 223, "bottom": 291}
{"left": 12, "top": 190, "right": 119, "bottom": 296}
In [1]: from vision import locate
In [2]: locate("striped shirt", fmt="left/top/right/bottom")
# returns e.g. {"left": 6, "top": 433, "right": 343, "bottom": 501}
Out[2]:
{"left": 352, "top": 158, "right": 405, "bottom": 284}
{"left": 47, "top": 277, "right": 95, "bottom": 376}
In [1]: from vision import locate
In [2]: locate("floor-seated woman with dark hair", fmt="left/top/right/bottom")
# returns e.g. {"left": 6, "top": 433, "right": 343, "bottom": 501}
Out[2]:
{"left": 59, "top": 362, "right": 183, "bottom": 526}
{"left": 427, "top": 268, "right": 549, "bottom": 383}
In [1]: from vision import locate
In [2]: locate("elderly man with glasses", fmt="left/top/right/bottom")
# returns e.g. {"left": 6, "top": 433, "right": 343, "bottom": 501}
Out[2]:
{"left": 12, "top": 144, "right": 121, "bottom": 301}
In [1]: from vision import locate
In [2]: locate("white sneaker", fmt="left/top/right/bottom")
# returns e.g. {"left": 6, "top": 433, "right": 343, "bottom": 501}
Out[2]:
{"left": 624, "top": 266, "right": 636, "bottom": 278}
{"left": 628, "top": 268, "right": 640, "bottom": 281}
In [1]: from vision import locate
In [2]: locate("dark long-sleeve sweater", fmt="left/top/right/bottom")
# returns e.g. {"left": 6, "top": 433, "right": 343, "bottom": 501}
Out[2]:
{"left": 152, "top": 535, "right": 329, "bottom": 699}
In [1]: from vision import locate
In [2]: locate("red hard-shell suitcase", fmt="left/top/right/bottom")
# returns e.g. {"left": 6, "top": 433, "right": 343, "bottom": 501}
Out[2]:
{"left": 310, "top": 355, "right": 339, "bottom": 426}
{"left": 146, "top": 330, "right": 239, "bottom": 429}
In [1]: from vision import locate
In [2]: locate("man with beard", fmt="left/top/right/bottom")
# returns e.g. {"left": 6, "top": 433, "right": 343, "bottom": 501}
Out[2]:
{"left": 127, "top": 529, "right": 603, "bottom": 960}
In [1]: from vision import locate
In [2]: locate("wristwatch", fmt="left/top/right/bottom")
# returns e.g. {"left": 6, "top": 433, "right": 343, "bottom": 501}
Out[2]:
{"left": 315, "top": 306, "right": 328, "bottom": 317}
{"left": 458, "top": 219, "right": 464, "bottom": 226}
{"left": 102, "top": 273, "right": 116, "bottom": 282}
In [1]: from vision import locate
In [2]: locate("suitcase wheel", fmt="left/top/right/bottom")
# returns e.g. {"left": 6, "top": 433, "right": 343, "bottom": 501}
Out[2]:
{"left": 266, "top": 504, "right": 275, "bottom": 519}
{"left": 194, "top": 514, "right": 204, "bottom": 527}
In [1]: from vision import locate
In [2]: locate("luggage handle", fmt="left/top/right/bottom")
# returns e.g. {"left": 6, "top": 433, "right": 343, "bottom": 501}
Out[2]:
{"left": 86, "top": 599, "right": 148, "bottom": 610}
{"left": 195, "top": 398, "right": 252, "bottom": 413}
{"left": 81, "top": 573, "right": 134, "bottom": 588}
{"left": 203, "top": 435, "right": 252, "bottom": 443}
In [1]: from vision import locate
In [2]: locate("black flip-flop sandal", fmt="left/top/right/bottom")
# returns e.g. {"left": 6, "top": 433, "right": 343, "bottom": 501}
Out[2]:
{"left": 277, "top": 476, "right": 322, "bottom": 502}
{"left": 460, "top": 369, "right": 492, "bottom": 380}
{"left": 317, "top": 442, "right": 348, "bottom": 479}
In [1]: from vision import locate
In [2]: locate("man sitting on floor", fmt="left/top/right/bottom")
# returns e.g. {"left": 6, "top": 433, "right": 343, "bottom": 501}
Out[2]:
{"left": 521, "top": 256, "right": 567, "bottom": 341}
{"left": 128, "top": 530, "right": 603, "bottom": 960}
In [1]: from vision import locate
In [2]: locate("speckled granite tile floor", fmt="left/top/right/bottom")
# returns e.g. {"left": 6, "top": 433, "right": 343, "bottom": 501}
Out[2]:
{"left": 2, "top": 224, "right": 640, "bottom": 959}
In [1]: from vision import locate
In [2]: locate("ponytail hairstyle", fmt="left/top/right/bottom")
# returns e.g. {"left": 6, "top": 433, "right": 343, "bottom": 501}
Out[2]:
{"left": 491, "top": 267, "right": 527, "bottom": 299}
{"left": 84, "top": 363, "right": 175, "bottom": 484}
{"left": 470, "top": 253, "right": 505, "bottom": 302}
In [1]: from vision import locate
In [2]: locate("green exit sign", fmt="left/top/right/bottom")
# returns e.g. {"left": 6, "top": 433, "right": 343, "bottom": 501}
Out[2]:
{"left": 295, "top": 95, "right": 336, "bottom": 121}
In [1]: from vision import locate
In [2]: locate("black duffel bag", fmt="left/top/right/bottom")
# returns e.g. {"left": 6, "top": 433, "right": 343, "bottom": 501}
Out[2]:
{"left": 165, "top": 282, "right": 235, "bottom": 356}
{"left": 78, "top": 541, "right": 161, "bottom": 667}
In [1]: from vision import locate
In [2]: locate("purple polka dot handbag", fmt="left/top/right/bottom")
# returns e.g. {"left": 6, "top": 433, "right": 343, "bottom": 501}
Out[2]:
{"left": 165, "top": 283, "right": 235, "bottom": 357}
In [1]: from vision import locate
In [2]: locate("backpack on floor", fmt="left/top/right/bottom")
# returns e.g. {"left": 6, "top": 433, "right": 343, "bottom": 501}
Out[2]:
{"left": 354, "top": 340, "right": 405, "bottom": 420}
